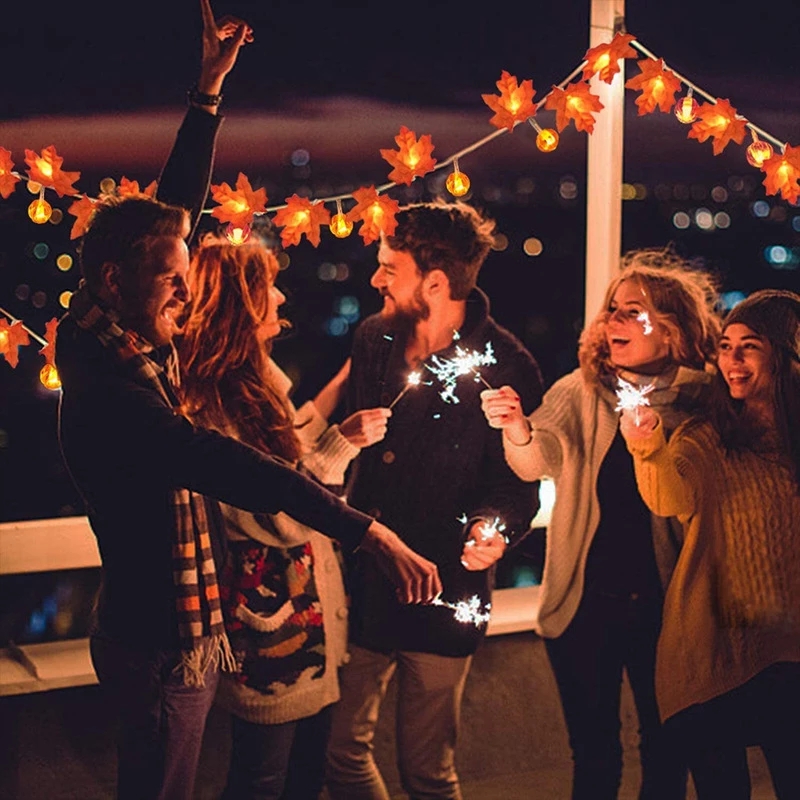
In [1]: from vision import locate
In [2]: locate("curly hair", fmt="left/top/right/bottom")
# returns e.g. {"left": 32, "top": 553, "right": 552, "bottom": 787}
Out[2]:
{"left": 385, "top": 200, "right": 496, "bottom": 300}
{"left": 578, "top": 246, "right": 722, "bottom": 385}
{"left": 178, "top": 241, "right": 301, "bottom": 462}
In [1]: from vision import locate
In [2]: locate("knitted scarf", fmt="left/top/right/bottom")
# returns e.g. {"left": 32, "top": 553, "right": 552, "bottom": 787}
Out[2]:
{"left": 69, "top": 282, "right": 236, "bottom": 686}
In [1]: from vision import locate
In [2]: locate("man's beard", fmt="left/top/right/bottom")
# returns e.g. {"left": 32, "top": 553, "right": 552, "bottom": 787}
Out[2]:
{"left": 380, "top": 285, "right": 430, "bottom": 327}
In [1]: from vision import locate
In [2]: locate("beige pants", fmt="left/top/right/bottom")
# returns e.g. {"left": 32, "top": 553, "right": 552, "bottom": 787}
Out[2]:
{"left": 325, "top": 644, "right": 472, "bottom": 800}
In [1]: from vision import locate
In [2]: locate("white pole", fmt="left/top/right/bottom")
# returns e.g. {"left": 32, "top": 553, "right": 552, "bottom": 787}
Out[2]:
{"left": 585, "top": 0, "right": 626, "bottom": 323}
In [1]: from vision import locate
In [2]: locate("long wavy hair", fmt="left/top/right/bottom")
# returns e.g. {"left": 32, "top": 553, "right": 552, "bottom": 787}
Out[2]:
{"left": 578, "top": 247, "right": 722, "bottom": 386}
{"left": 179, "top": 241, "right": 301, "bottom": 463}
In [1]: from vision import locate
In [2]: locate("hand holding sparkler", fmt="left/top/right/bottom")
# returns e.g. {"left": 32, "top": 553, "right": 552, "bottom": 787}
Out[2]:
{"left": 460, "top": 516, "right": 508, "bottom": 571}
{"left": 614, "top": 377, "right": 657, "bottom": 430}
{"left": 480, "top": 385, "right": 531, "bottom": 445}
{"left": 339, "top": 407, "right": 392, "bottom": 448}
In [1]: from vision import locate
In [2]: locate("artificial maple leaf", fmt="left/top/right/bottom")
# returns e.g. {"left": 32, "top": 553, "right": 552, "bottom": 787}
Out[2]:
{"left": 346, "top": 186, "right": 400, "bottom": 245}
{"left": 582, "top": 32, "right": 637, "bottom": 84}
{"left": 68, "top": 195, "right": 98, "bottom": 240}
{"left": 0, "top": 319, "right": 30, "bottom": 369}
{"left": 545, "top": 81, "right": 605, "bottom": 133}
{"left": 481, "top": 70, "right": 537, "bottom": 131}
{"left": 687, "top": 99, "right": 748, "bottom": 156}
{"left": 24, "top": 146, "right": 81, "bottom": 197}
{"left": 380, "top": 126, "right": 437, "bottom": 186}
{"left": 0, "top": 147, "right": 20, "bottom": 199}
{"left": 624, "top": 58, "right": 682, "bottom": 115}
{"left": 761, "top": 143, "right": 800, "bottom": 204}
{"left": 39, "top": 318, "right": 59, "bottom": 366}
{"left": 210, "top": 173, "right": 268, "bottom": 227}
{"left": 117, "top": 177, "right": 158, "bottom": 198}
{"left": 273, "top": 195, "right": 331, "bottom": 247}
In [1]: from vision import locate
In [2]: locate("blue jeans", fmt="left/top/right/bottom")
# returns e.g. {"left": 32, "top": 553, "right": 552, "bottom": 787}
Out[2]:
{"left": 90, "top": 634, "right": 219, "bottom": 800}
{"left": 545, "top": 591, "right": 687, "bottom": 800}
{"left": 221, "top": 707, "right": 333, "bottom": 800}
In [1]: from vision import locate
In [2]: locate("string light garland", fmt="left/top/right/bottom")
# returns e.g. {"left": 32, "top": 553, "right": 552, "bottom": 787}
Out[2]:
{"left": 2, "top": 31, "right": 799, "bottom": 374}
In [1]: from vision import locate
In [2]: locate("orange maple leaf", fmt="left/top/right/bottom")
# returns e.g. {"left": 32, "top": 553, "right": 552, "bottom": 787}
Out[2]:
{"left": 761, "top": 143, "right": 800, "bottom": 204}
{"left": 0, "top": 319, "right": 31, "bottom": 369}
{"left": 582, "top": 32, "right": 637, "bottom": 84}
{"left": 117, "top": 177, "right": 158, "bottom": 198}
{"left": 39, "top": 318, "right": 59, "bottom": 366}
{"left": 687, "top": 99, "right": 748, "bottom": 156}
{"left": 210, "top": 173, "right": 268, "bottom": 227}
{"left": 24, "top": 146, "right": 81, "bottom": 197}
{"left": 346, "top": 186, "right": 401, "bottom": 245}
{"left": 0, "top": 147, "right": 21, "bottom": 199}
{"left": 481, "top": 70, "right": 537, "bottom": 131}
{"left": 545, "top": 81, "right": 605, "bottom": 133}
{"left": 67, "top": 195, "right": 98, "bottom": 240}
{"left": 273, "top": 195, "right": 331, "bottom": 248}
{"left": 624, "top": 58, "right": 682, "bottom": 115}
{"left": 380, "top": 126, "right": 437, "bottom": 186}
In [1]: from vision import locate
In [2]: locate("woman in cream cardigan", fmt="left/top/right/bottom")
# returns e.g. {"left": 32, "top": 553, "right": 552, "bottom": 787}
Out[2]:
{"left": 480, "top": 248, "right": 721, "bottom": 800}
{"left": 179, "top": 234, "right": 390, "bottom": 800}
{"left": 619, "top": 289, "right": 800, "bottom": 799}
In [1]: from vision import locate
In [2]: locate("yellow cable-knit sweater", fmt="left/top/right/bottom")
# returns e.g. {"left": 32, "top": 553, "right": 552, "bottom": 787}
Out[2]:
{"left": 624, "top": 417, "right": 800, "bottom": 723}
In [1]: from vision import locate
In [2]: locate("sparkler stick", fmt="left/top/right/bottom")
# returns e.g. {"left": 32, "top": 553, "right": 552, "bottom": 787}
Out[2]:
{"left": 387, "top": 370, "right": 422, "bottom": 409}
{"left": 614, "top": 377, "right": 655, "bottom": 426}
{"left": 431, "top": 593, "right": 492, "bottom": 627}
{"left": 425, "top": 342, "right": 497, "bottom": 404}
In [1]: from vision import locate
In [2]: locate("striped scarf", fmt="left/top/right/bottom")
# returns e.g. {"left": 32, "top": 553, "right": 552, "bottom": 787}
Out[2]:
{"left": 70, "top": 282, "right": 236, "bottom": 686}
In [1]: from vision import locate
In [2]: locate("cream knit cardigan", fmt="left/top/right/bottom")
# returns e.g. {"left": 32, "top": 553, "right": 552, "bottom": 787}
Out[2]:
{"left": 214, "top": 361, "right": 360, "bottom": 725}
{"left": 503, "top": 366, "right": 710, "bottom": 639}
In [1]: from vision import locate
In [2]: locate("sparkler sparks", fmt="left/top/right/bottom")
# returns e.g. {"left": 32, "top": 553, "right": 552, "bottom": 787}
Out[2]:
{"left": 636, "top": 310, "right": 654, "bottom": 335}
{"left": 462, "top": 515, "right": 508, "bottom": 548}
{"left": 431, "top": 594, "right": 492, "bottom": 627}
{"left": 425, "top": 342, "right": 497, "bottom": 404}
{"left": 614, "top": 377, "right": 655, "bottom": 425}
{"left": 388, "top": 370, "right": 422, "bottom": 409}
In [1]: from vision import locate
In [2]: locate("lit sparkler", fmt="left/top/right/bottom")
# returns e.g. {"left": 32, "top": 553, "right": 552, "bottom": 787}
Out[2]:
{"left": 462, "top": 515, "right": 508, "bottom": 548}
{"left": 388, "top": 371, "right": 422, "bottom": 409}
{"left": 614, "top": 377, "right": 655, "bottom": 425}
{"left": 636, "top": 310, "right": 654, "bottom": 335}
{"left": 431, "top": 593, "right": 492, "bottom": 627}
{"left": 425, "top": 342, "right": 497, "bottom": 404}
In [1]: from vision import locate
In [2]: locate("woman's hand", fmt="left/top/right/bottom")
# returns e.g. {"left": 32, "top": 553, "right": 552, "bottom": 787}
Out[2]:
{"left": 480, "top": 386, "right": 531, "bottom": 445}
{"left": 339, "top": 407, "right": 391, "bottom": 448}
{"left": 197, "top": 0, "right": 253, "bottom": 98}
{"left": 619, "top": 405, "right": 658, "bottom": 441}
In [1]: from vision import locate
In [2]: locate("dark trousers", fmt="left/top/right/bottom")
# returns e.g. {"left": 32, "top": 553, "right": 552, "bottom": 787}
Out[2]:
{"left": 666, "top": 662, "right": 800, "bottom": 800}
{"left": 90, "top": 634, "right": 219, "bottom": 800}
{"left": 222, "top": 706, "right": 333, "bottom": 800}
{"left": 545, "top": 591, "right": 687, "bottom": 800}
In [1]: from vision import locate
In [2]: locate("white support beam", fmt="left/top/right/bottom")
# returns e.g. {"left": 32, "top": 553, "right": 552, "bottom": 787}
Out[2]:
{"left": 585, "top": 0, "right": 626, "bottom": 323}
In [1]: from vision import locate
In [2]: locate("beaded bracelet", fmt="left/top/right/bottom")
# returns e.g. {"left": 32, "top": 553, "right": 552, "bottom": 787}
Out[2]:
{"left": 187, "top": 85, "right": 223, "bottom": 107}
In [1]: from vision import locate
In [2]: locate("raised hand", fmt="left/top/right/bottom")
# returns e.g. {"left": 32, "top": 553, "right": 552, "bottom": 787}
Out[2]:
{"left": 360, "top": 521, "right": 442, "bottom": 604}
{"left": 460, "top": 519, "right": 507, "bottom": 572}
{"left": 480, "top": 386, "right": 531, "bottom": 445}
{"left": 339, "top": 407, "right": 392, "bottom": 448}
{"left": 198, "top": 0, "right": 253, "bottom": 96}
{"left": 619, "top": 405, "right": 658, "bottom": 441}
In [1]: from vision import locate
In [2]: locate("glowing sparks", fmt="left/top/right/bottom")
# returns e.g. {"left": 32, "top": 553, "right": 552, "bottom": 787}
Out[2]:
{"left": 388, "top": 370, "right": 423, "bottom": 409}
{"left": 431, "top": 594, "right": 492, "bottom": 627}
{"left": 463, "top": 515, "right": 508, "bottom": 547}
{"left": 636, "top": 310, "right": 654, "bottom": 335}
{"left": 425, "top": 341, "right": 497, "bottom": 404}
{"left": 614, "top": 377, "right": 655, "bottom": 425}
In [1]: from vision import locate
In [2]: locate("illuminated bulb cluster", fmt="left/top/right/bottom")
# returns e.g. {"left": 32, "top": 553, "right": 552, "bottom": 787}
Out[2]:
{"left": 745, "top": 132, "right": 774, "bottom": 169}
{"left": 329, "top": 199, "right": 353, "bottom": 238}
{"left": 674, "top": 93, "right": 699, "bottom": 124}
{"left": 530, "top": 120, "right": 559, "bottom": 153}
{"left": 446, "top": 159, "right": 470, "bottom": 198}
{"left": 40, "top": 363, "right": 61, "bottom": 391}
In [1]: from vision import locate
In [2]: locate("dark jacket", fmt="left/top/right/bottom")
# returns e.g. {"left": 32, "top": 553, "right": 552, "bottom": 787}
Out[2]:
{"left": 345, "top": 288, "right": 543, "bottom": 656}
{"left": 56, "top": 107, "right": 373, "bottom": 649}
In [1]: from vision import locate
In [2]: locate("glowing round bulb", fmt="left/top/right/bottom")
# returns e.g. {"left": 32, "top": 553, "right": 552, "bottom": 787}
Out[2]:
{"left": 746, "top": 138, "right": 774, "bottom": 169}
{"left": 329, "top": 213, "right": 353, "bottom": 238}
{"left": 225, "top": 222, "right": 251, "bottom": 246}
{"left": 28, "top": 197, "right": 53, "bottom": 224}
{"left": 40, "top": 363, "right": 62, "bottom": 391}
{"left": 446, "top": 169, "right": 470, "bottom": 197}
{"left": 536, "top": 128, "right": 559, "bottom": 153}
{"left": 99, "top": 177, "right": 116, "bottom": 194}
{"left": 674, "top": 95, "right": 699, "bottom": 124}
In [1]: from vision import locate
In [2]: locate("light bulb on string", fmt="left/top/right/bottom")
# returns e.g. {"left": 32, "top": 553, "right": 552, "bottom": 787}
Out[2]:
{"left": 40, "top": 363, "right": 61, "bottom": 391}
{"left": 529, "top": 119, "right": 559, "bottom": 153}
{"left": 674, "top": 89, "right": 698, "bottom": 124}
{"left": 745, "top": 130, "right": 774, "bottom": 169}
{"left": 28, "top": 188, "right": 52, "bottom": 224}
{"left": 329, "top": 199, "right": 353, "bottom": 238}
{"left": 445, "top": 158, "right": 470, "bottom": 197}
{"left": 225, "top": 222, "right": 251, "bottom": 246}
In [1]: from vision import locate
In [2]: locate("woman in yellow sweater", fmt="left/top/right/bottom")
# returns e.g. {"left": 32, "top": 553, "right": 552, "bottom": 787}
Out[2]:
{"left": 620, "top": 289, "right": 800, "bottom": 799}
